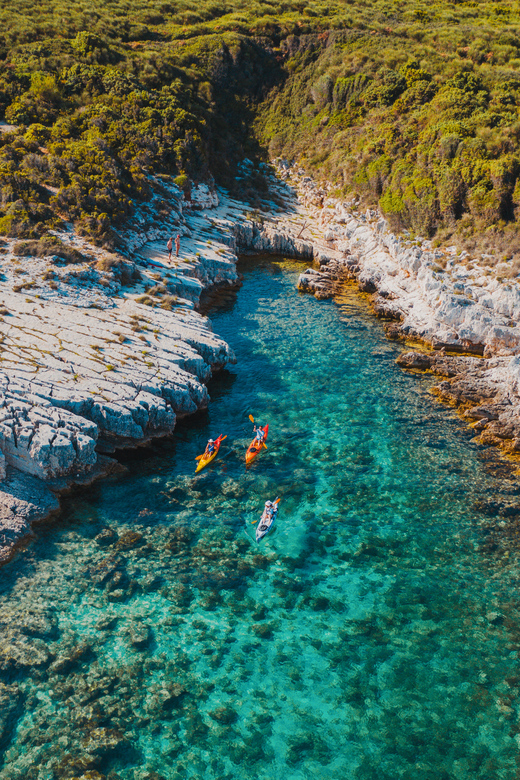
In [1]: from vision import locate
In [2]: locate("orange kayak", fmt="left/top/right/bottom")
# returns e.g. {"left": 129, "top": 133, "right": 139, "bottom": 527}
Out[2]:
{"left": 195, "top": 434, "right": 226, "bottom": 473}
{"left": 245, "top": 424, "right": 268, "bottom": 466}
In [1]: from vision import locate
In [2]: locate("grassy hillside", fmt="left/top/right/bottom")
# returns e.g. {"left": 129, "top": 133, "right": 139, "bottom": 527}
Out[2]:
{"left": 1, "top": 0, "right": 520, "bottom": 256}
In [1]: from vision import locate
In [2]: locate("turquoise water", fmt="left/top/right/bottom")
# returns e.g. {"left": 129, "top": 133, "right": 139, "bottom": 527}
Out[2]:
{"left": 1, "top": 256, "right": 520, "bottom": 780}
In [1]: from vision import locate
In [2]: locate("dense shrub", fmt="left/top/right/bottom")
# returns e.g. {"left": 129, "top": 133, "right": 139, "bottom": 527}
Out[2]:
{"left": 256, "top": 7, "right": 520, "bottom": 248}
{"left": 1, "top": 0, "right": 520, "bottom": 250}
{"left": 333, "top": 74, "right": 371, "bottom": 109}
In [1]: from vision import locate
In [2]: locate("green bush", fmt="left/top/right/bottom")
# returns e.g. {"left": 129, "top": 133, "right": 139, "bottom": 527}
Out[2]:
{"left": 332, "top": 74, "right": 371, "bottom": 109}
{"left": 364, "top": 69, "right": 406, "bottom": 108}
{"left": 174, "top": 173, "right": 191, "bottom": 198}
{"left": 310, "top": 74, "right": 333, "bottom": 110}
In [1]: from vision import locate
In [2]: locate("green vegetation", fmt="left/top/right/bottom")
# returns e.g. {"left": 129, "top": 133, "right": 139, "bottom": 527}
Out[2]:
{"left": 13, "top": 235, "right": 84, "bottom": 262}
{"left": 0, "top": 0, "right": 293, "bottom": 245}
{"left": 2, "top": 0, "right": 520, "bottom": 254}
{"left": 256, "top": 3, "right": 520, "bottom": 255}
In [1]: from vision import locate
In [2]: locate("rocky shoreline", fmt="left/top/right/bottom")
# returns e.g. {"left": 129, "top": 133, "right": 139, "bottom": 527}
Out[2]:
{"left": 0, "top": 164, "right": 344, "bottom": 566}
{"left": 0, "top": 181, "right": 253, "bottom": 565}
{"left": 231, "top": 160, "right": 520, "bottom": 465}
{"left": 5, "top": 158, "right": 520, "bottom": 564}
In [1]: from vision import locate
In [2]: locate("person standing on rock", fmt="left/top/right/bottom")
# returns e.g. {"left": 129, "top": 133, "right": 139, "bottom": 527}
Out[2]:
{"left": 175, "top": 234, "right": 180, "bottom": 258}
{"left": 167, "top": 236, "right": 173, "bottom": 262}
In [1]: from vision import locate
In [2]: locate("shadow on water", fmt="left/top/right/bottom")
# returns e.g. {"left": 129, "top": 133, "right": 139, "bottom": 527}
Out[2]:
{"left": 3, "top": 255, "right": 520, "bottom": 780}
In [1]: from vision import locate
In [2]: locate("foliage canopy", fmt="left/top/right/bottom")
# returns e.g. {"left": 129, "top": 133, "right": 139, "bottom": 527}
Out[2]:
{"left": 1, "top": 0, "right": 520, "bottom": 249}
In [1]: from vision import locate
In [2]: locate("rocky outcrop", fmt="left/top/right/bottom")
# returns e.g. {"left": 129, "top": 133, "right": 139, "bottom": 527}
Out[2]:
{"left": 0, "top": 470, "right": 60, "bottom": 565}
{"left": 297, "top": 267, "right": 334, "bottom": 299}
{"left": 0, "top": 178, "right": 244, "bottom": 565}
{"left": 233, "top": 218, "right": 314, "bottom": 259}
{"left": 396, "top": 348, "right": 520, "bottom": 453}
{"left": 0, "top": 293, "right": 233, "bottom": 481}
{"left": 296, "top": 261, "right": 351, "bottom": 299}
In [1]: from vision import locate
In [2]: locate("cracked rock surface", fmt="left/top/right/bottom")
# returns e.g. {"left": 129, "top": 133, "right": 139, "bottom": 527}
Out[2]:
{"left": 0, "top": 178, "right": 245, "bottom": 564}
{"left": 0, "top": 293, "right": 233, "bottom": 479}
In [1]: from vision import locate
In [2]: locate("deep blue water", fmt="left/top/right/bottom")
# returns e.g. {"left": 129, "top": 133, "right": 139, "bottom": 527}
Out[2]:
{"left": 1, "top": 256, "right": 520, "bottom": 780}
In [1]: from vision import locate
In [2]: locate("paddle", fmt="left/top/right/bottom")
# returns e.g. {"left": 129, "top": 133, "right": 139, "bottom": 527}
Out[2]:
{"left": 194, "top": 434, "right": 227, "bottom": 460}
{"left": 248, "top": 414, "right": 268, "bottom": 449}
{"left": 251, "top": 497, "right": 280, "bottom": 523}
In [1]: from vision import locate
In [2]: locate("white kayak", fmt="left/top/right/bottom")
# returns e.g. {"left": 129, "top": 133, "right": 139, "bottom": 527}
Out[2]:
{"left": 256, "top": 498, "right": 280, "bottom": 542}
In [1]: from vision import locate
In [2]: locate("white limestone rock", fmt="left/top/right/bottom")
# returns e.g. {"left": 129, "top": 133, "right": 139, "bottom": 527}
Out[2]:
{"left": 189, "top": 183, "right": 219, "bottom": 209}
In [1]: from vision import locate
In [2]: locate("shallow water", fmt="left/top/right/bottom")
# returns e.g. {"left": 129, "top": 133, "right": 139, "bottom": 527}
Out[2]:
{"left": 2, "top": 257, "right": 520, "bottom": 780}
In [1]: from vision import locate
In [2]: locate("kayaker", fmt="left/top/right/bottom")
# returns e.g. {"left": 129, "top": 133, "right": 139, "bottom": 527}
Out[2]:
{"left": 253, "top": 425, "right": 265, "bottom": 446}
{"left": 264, "top": 500, "right": 275, "bottom": 518}
{"left": 204, "top": 438, "right": 216, "bottom": 456}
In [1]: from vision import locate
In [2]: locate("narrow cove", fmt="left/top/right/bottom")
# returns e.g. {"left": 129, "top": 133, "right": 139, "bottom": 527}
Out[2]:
{"left": 1, "top": 255, "right": 520, "bottom": 780}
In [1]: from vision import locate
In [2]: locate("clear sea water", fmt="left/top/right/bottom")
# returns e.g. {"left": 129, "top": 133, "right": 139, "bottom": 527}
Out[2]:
{"left": 1, "top": 256, "right": 520, "bottom": 780}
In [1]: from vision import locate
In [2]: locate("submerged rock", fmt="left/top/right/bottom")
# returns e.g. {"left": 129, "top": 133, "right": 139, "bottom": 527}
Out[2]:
{"left": 0, "top": 634, "right": 50, "bottom": 672}
{"left": 0, "top": 682, "right": 21, "bottom": 745}
{"left": 95, "top": 614, "right": 119, "bottom": 631}
{"left": 106, "top": 589, "right": 127, "bottom": 603}
{"left": 81, "top": 727, "right": 127, "bottom": 757}
{"left": 2, "top": 606, "right": 57, "bottom": 640}
{"left": 133, "top": 771, "right": 167, "bottom": 780}
{"left": 105, "top": 569, "right": 129, "bottom": 592}
{"left": 145, "top": 684, "right": 186, "bottom": 716}
{"left": 94, "top": 528, "right": 118, "bottom": 547}
{"left": 49, "top": 640, "right": 93, "bottom": 675}
{"left": 89, "top": 553, "right": 122, "bottom": 586}
{"left": 164, "top": 583, "right": 193, "bottom": 608}
{"left": 129, "top": 622, "right": 152, "bottom": 649}
{"left": 114, "top": 531, "right": 144, "bottom": 551}
{"left": 165, "top": 526, "right": 195, "bottom": 554}
{"left": 209, "top": 706, "right": 238, "bottom": 725}
{"left": 56, "top": 754, "right": 99, "bottom": 777}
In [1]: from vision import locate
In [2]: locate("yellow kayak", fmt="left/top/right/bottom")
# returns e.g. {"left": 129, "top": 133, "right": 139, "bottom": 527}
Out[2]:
{"left": 195, "top": 434, "right": 226, "bottom": 473}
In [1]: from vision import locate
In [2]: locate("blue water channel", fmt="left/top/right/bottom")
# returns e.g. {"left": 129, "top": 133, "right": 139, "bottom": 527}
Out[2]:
{"left": 1, "top": 256, "right": 520, "bottom": 780}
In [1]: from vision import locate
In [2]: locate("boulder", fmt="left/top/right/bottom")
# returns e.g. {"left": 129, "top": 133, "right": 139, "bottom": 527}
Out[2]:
{"left": 396, "top": 352, "right": 432, "bottom": 370}
{"left": 129, "top": 622, "right": 151, "bottom": 649}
